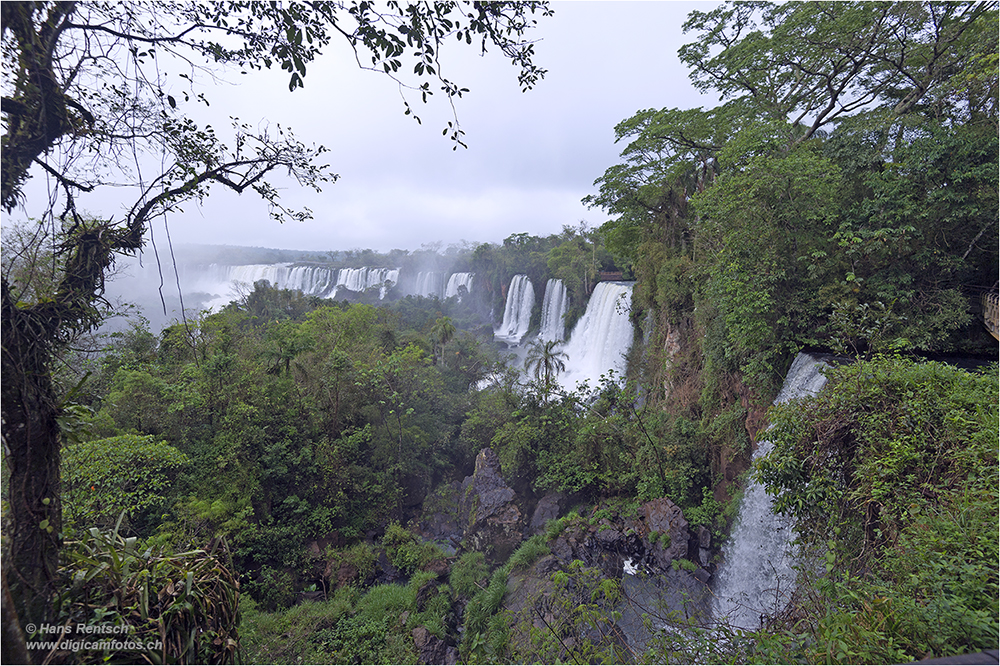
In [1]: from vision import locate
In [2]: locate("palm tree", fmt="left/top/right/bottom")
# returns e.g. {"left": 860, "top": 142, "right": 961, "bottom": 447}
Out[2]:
{"left": 524, "top": 339, "right": 568, "bottom": 398}
{"left": 430, "top": 316, "right": 457, "bottom": 367}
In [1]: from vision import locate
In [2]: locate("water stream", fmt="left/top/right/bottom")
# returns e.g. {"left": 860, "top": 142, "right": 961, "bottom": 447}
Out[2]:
{"left": 711, "top": 352, "right": 830, "bottom": 630}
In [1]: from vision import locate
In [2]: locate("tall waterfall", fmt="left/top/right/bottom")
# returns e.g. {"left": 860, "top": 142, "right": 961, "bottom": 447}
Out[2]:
{"left": 712, "top": 352, "right": 830, "bottom": 630}
{"left": 415, "top": 271, "right": 445, "bottom": 299}
{"left": 558, "top": 281, "right": 634, "bottom": 389}
{"left": 539, "top": 278, "right": 568, "bottom": 342}
{"left": 445, "top": 273, "right": 475, "bottom": 300}
{"left": 494, "top": 275, "right": 535, "bottom": 345}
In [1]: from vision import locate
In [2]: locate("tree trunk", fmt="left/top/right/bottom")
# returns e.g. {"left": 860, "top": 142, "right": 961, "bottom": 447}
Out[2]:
{"left": 1, "top": 285, "right": 64, "bottom": 653}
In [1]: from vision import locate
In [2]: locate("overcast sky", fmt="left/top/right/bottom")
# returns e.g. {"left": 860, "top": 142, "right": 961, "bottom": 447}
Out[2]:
{"left": 23, "top": 1, "right": 723, "bottom": 255}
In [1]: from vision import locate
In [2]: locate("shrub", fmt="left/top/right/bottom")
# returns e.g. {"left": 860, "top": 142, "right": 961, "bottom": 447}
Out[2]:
{"left": 55, "top": 521, "right": 240, "bottom": 664}
{"left": 757, "top": 356, "right": 999, "bottom": 661}
{"left": 382, "top": 521, "right": 446, "bottom": 574}
{"left": 62, "top": 434, "right": 189, "bottom": 532}
{"left": 450, "top": 551, "right": 489, "bottom": 599}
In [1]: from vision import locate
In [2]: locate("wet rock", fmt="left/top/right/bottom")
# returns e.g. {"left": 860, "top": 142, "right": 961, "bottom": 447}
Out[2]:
{"left": 595, "top": 523, "right": 623, "bottom": 547}
{"left": 642, "top": 498, "right": 689, "bottom": 567}
{"left": 530, "top": 492, "right": 564, "bottom": 534}
{"left": 417, "top": 481, "right": 464, "bottom": 551}
{"left": 459, "top": 448, "right": 524, "bottom": 560}
{"left": 697, "top": 525, "right": 712, "bottom": 549}
{"left": 374, "top": 549, "right": 401, "bottom": 585}
{"left": 551, "top": 535, "right": 573, "bottom": 562}
{"left": 412, "top": 625, "right": 457, "bottom": 664}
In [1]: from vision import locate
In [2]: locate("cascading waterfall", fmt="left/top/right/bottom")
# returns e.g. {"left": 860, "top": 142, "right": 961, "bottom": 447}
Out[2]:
{"left": 494, "top": 275, "right": 535, "bottom": 345}
{"left": 445, "top": 272, "right": 474, "bottom": 300}
{"left": 196, "top": 264, "right": 399, "bottom": 309}
{"left": 539, "top": 278, "right": 568, "bottom": 342}
{"left": 213, "top": 263, "right": 338, "bottom": 298}
{"left": 712, "top": 352, "right": 830, "bottom": 630}
{"left": 335, "top": 267, "right": 400, "bottom": 299}
{"left": 415, "top": 271, "right": 445, "bottom": 299}
{"left": 558, "top": 281, "right": 634, "bottom": 389}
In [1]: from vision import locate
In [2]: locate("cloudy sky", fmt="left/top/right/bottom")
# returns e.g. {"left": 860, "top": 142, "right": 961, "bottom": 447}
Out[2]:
{"left": 25, "top": 1, "right": 722, "bottom": 255}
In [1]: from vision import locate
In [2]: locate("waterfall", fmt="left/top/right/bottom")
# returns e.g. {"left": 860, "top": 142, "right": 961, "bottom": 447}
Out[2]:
{"left": 712, "top": 352, "right": 830, "bottom": 630}
{"left": 217, "top": 263, "right": 338, "bottom": 298}
{"left": 558, "top": 281, "right": 634, "bottom": 389}
{"left": 415, "top": 271, "right": 445, "bottom": 299}
{"left": 494, "top": 275, "right": 535, "bottom": 345}
{"left": 445, "top": 272, "right": 475, "bottom": 300}
{"left": 195, "top": 264, "right": 400, "bottom": 309}
{"left": 334, "top": 267, "right": 399, "bottom": 299}
{"left": 539, "top": 278, "right": 568, "bottom": 342}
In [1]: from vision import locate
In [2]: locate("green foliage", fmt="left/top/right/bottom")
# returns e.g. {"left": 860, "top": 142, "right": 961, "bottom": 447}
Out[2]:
{"left": 381, "top": 522, "right": 446, "bottom": 574}
{"left": 62, "top": 434, "right": 189, "bottom": 532}
{"left": 506, "top": 534, "right": 550, "bottom": 572}
{"left": 325, "top": 541, "right": 378, "bottom": 588}
{"left": 508, "top": 559, "right": 626, "bottom": 664}
{"left": 239, "top": 593, "right": 354, "bottom": 665}
{"left": 461, "top": 563, "right": 515, "bottom": 662}
{"left": 757, "top": 355, "right": 999, "bottom": 661}
{"left": 56, "top": 522, "right": 240, "bottom": 664}
{"left": 450, "top": 551, "right": 490, "bottom": 599}
{"left": 248, "top": 565, "right": 297, "bottom": 612}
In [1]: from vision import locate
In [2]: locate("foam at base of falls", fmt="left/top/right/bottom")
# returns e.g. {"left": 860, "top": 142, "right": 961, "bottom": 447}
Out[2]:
{"left": 711, "top": 352, "right": 830, "bottom": 631}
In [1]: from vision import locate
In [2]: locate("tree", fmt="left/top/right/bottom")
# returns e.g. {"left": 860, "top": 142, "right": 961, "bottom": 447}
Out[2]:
{"left": 62, "top": 434, "right": 189, "bottom": 532}
{"left": 586, "top": 1, "right": 997, "bottom": 391}
{"left": 524, "top": 338, "right": 568, "bottom": 399}
{"left": 430, "top": 315, "right": 457, "bottom": 366}
{"left": 1, "top": 0, "right": 551, "bottom": 651}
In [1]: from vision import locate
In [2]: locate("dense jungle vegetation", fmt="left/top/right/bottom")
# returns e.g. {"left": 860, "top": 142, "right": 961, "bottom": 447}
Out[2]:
{"left": 2, "top": 1, "right": 997, "bottom": 664}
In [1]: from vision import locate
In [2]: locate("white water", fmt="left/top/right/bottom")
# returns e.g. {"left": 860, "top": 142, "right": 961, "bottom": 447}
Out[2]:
{"left": 414, "top": 271, "right": 445, "bottom": 299}
{"left": 558, "top": 282, "right": 634, "bottom": 390}
{"left": 445, "top": 272, "right": 474, "bottom": 300}
{"left": 494, "top": 275, "right": 535, "bottom": 345}
{"left": 185, "top": 264, "right": 402, "bottom": 309}
{"left": 539, "top": 278, "right": 568, "bottom": 342}
{"left": 712, "top": 352, "right": 830, "bottom": 630}
{"left": 334, "top": 267, "right": 400, "bottom": 299}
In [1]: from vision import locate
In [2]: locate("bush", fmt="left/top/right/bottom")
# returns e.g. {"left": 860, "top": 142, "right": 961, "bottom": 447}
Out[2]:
{"left": 757, "top": 356, "right": 999, "bottom": 662}
{"left": 55, "top": 522, "right": 240, "bottom": 664}
{"left": 450, "top": 551, "right": 489, "bottom": 599}
{"left": 62, "top": 434, "right": 189, "bottom": 532}
{"left": 382, "top": 521, "right": 446, "bottom": 574}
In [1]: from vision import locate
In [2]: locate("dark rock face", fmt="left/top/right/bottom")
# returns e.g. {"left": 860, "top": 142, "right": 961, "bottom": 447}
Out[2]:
{"left": 529, "top": 492, "right": 564, "bottom": 534}
{"left": 642, "top": 497, "right": 690, "bottom": 568}
{"left": 416, "top": 481, "right": 463, "bottom": 555}
{"left": 412, "top": 626, "right": 458, "bottom": 665}
{"left": 458, "top": 448, "right": 525, "bottom": 560}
